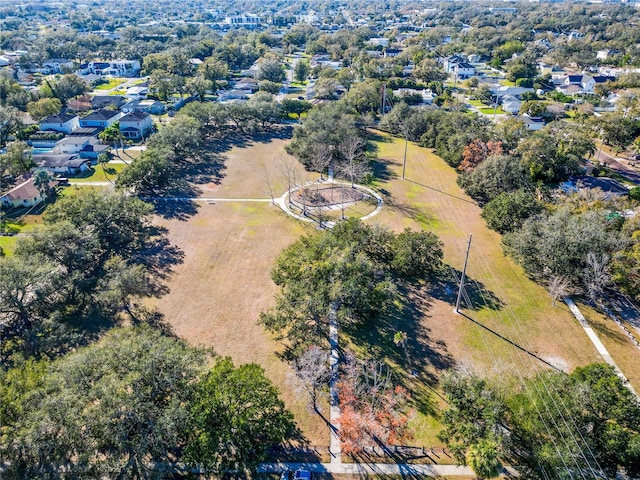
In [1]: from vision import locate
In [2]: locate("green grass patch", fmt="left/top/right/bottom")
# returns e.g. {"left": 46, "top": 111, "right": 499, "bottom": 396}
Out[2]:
{"left": 94, "top": 78, "right": 126, "bottom": 90}
{"left": 500, "top": 79, "right": 516, "bottom": 86}
{"left": 0, "top": 235, "right": 18, "bottom": 255}
{"left": 60, "top": 185, "right": 107, "bottom": 198}
{"left": 468, "top": 99, "right": 486, "bottom": 107}
{"left": 478, "top": 106, "right": 506, "bottom": 115}
{"left": 68, "top": 162, "right": 126, "bottom": 183}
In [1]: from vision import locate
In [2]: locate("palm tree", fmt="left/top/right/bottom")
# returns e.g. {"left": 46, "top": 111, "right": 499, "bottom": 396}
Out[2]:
{"left": 33, "top": 170, "right": 54, "bottom": 202}
{"left": 466, "top": 439, "right": 502, "bottom": 480}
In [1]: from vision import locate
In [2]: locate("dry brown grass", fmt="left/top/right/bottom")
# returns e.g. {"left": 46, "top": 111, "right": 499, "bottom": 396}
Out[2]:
{"left": 153, "top": 202, "right": 329, "bottom": 445}
{"left": 196, "top": 135, "right": 315, "bottom": 199}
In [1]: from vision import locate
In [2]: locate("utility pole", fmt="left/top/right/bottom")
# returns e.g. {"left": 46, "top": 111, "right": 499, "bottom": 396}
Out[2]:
{"left": 455, "top": 235, "right": 472, "bottom": 314}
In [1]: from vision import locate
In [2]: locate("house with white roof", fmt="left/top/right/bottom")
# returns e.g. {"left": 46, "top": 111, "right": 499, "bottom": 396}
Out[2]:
{"left": 53, "top": 136, "right": 110, "bottom": 160}
{"left": 42, "top": 58, "right": 74, "bottom": 74}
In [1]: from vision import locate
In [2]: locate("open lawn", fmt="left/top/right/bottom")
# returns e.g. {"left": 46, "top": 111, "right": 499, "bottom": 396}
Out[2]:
{"left": 370, "top": 133, "right": 603, "bottom": 375}
{"left": 151, "top": 128, "right": 631, "bottom": 456}
{"left": 93, "top": 78, "right": 126, "bottom": 90}
{"left": 0, "top": 215, "right": 46, "bottom": 255}
{"left": 195, "top": 132, "right": 317, "bottom": 199}
{"left": 68, "top": 162, "right": 126, "bottom": 183}
{"left": 478, "top": 106, "right": 506, "bottom": 115}
{"left": 153, "top": 203, "right": 329, "bottom": 447}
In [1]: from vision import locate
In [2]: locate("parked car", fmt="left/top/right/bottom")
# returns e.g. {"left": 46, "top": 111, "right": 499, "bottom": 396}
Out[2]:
{"left": 280, "top": 469, "right": 312, "bottom": 480}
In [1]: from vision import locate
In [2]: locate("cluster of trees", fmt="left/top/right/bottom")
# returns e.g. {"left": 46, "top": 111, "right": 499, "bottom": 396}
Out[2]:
{"left": 286, "top": 101, "right": 370, "bottom": 183}
{"left": 260, "top": 218, "right": 444, "bottom": 359}
{"left": 1, "top": 189, "right": 296, "bottom": 478}
{"left": 117, "top": 94, "right": 311, "bottom": 195}
{"left": 381, "top": 103, "right": 490, "bottom": 167}
{"left": 0, "top": 73, "right": 86, "bottom": 118}
{"left": 0, "top": 190, "right": 164, "bottom": 361}
{"left": 261, "top": 219, "right": 442, "bottom": 452}
{"left": 439, "top": 364, "right": 640, "bottom": 479}
{"left": 0, "top": 326, "right": 295, "bottom": 478}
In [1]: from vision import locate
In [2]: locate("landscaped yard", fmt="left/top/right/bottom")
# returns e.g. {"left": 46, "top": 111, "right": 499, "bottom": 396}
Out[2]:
{"left": 68, "top": 162, "right": 127, "bottom": 183}
{"left": 478, "top": 106, "right": 506, "bottom": 115}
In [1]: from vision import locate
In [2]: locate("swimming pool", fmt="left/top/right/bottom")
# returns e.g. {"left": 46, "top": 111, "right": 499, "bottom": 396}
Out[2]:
{"left": 32, "top": 148, "right": 53, "bottom": 154}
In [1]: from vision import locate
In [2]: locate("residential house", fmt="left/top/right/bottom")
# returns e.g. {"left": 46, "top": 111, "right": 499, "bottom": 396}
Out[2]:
{"left": 42, "top": 58, "right": 74, "bottom": 74}
{"left": 224, "top": 15, "right": 260, "bottom": 27}
{"left": 395, "top": 88, "right": 436, "bottom": 105}
{"left": 383, "top": 48, "right": 402, "bottom": 58}
{"left": 1, "top": 177, "right": 56, "bottom": 209}
{"left": 79, "top": 110, "right": 123, "bottom": 129}
{"left": 33, "top": 154, "right": 92, "bottom": 175}
{"left": 564, "top": 74, "right": 595, "bottom": 93}
{"left": 491, "top": 85, "right": 535, "bottom": 99}
{"left": 79, "top": 60, "right": 140, "bottom": 76}
{"left": 501, "top": 95, "right": 522, "bottom": 115}
{"left": 53, "top": 136, "right": 110, "bottom": 160}
{"left": 40, "top": 113, "right": 80, "bottom": 134}
{"left": 367, "top": 37, "right": 389, "bottom": 47}
{"left": 118, "top": 112, "right": 153, "bottom": 140}
{"left": 121, "top": 99, "right": 165, "bottom": 114}
{"left": 91, "top": 95, "right": 127, "bottom": 110}
{"left": 235, "top": 78, "right": 259, "bottom": 94}
{"left": 125, "top": 86, "right": 149, "bottom": 100}
{"left": 515, "top": 116, "right": 544, "bottom": 131}
{"left": 562, "top": 176, "right": 629, "bottom": 198}
{"left": 453, "top": 62, "right": 475, "bottom": 79}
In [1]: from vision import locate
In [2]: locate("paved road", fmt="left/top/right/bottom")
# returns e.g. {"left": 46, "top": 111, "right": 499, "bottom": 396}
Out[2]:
{"left": 595, "top": 149, "right": 640, "bottom": 185}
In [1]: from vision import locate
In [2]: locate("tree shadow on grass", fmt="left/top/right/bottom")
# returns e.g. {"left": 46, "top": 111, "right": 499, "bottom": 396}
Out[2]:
{"left": 345, "top": 283, "right": 455, "bottom": 418}
{"left": 432, "top": 266, "right": 504, "bottom": 312}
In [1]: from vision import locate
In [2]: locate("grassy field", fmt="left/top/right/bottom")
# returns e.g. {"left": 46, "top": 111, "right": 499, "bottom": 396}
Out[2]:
{"left": 150, "top": 129, "right": 636, "bottom": 456}
{"left": 578, "top": 302, "right": 640, "bottom": 388}
{"left": 371, "top": 133, "right": 603, "bottom": 373}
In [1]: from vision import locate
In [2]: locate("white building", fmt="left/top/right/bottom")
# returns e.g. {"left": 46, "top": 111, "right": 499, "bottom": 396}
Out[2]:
{"left": 119, "top": 112, "right": 153, "bottom": 140}
{"left": 453, "top": 62, "right": 475, "bottom": 79}
{"left": 125, "top": 86, "right": 149, "bottom": 100}
{"left": 42, "top": 58, "right": 74, "bottom": 74}
{"left": 224, "top": 15, "right": 260, "bottom": 27}
{"left": 39, "top": 113, "right": 80, "bottom": 134}
{"left": 78, "top": 60, "right": 140, "bottom": 77}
